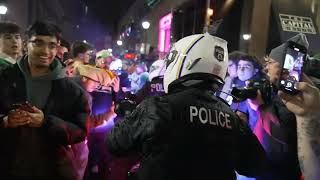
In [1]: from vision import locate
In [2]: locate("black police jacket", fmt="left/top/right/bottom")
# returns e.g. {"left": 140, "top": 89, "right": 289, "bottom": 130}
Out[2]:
{"left": 107, "top": 86, "right": 268, "bottom": 180}
{"left": 135, "top": 76, "right": 166, "bottom": 104}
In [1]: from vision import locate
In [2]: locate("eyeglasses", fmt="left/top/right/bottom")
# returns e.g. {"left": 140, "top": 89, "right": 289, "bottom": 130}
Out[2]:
{"left": 29, "top": 40, "right": 58, "bottom": 50}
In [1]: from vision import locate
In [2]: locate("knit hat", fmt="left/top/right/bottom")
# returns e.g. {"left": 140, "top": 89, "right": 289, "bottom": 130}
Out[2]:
{"left": 269, "top": 33, "right": 309, "bottom": 63}
{"left": 77, "top": 65, "right": 114, "bottom": 86}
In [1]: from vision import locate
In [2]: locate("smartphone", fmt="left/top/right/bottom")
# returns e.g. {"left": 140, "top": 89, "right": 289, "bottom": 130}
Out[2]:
{"left": 11, "top": 102, "right": 35, "bottom": 113}
{"left": 63, "top": 52, "right": 71, "bottom": 62}
{"left": 278, "top": 41, "right": 307, "bottom": 94}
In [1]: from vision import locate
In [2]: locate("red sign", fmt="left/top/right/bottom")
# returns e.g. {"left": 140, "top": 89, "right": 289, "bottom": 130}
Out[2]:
{"left": 124, "top": 53, "right": 136, "bottom": 60}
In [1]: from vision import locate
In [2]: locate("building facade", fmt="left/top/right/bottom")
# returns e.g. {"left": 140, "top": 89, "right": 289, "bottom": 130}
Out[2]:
{"left": 119, "top": 0, "right": 320, "bottom": 58}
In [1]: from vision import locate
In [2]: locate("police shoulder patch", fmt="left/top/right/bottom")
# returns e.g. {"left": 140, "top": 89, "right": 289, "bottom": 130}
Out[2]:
{"left": 214, "top": 46, "right": 224, "bottom": 62}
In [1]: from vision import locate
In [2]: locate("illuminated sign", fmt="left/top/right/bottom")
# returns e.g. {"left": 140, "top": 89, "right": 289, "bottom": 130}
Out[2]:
{"left": 160, "top": 13, "right": 172, "bottom": 28}
{"left": 279, "top": 14, "right": 317, "bottom": 34}
{"left": 158, "top": 13, "right": 172, "bottom": 53}
{"left": 124, "top": 53, "right": 136, "bottom": 60}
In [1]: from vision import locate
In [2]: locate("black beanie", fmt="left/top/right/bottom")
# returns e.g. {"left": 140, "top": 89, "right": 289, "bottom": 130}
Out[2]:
{"left": 269, "top": 33, "right": 309, "bottom": 63}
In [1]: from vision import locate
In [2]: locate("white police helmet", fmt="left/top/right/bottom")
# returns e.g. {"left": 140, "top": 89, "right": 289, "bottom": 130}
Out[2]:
{"left": 149, "top": 59, "right": 166, "bottom": 81}
{"left": 163, "top": 33, "right": 228, "bottom": 93}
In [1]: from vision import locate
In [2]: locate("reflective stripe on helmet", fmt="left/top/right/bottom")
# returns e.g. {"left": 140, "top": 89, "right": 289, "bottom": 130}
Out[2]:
{"left": 176, "top": 35, "right": 205, "bottom": 79}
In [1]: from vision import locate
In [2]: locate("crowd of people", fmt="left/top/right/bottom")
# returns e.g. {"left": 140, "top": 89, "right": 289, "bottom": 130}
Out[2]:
{"left": 0, "top": 20, "right": 319, "bottom": 180}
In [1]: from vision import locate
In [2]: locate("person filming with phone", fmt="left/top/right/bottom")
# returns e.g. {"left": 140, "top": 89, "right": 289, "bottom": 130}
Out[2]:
{"left": 233, "top": 34, "right": 309, "bottom": 180}
{"left": 268, "top": 33, "right": 320, "bottom": 180}
{"left": 278, "top": 74, "right": 320, "bottom": 180}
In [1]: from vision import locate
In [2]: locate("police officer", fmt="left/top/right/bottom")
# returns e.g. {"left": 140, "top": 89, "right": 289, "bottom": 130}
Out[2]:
{"left": 134, "top": 59, "right": 166, "bottom": 104}
{"left": 106, "top": 33, "right": 267, "bottom": 180}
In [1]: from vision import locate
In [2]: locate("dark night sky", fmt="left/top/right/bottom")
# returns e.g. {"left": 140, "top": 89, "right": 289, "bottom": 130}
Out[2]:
{"left": 51, "top": 0, "right": 138, "bottom": 48}
{"left": 84, "top": 0, "right": 136, "bottom": 33}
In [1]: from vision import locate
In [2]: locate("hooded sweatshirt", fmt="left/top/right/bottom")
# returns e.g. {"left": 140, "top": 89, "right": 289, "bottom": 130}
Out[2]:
{"left": 17, "top": 56, "right": 66, "bottom": 109}
{"left": 0, "top": 52, "right": 16, "bottom": 71}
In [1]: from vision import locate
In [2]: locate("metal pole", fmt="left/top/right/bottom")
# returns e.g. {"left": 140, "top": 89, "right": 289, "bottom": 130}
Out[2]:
{"left": 145, "top": 30, "right": 148, "bottom": 54}
{"left": 206, "top": 0, "right": 211, "bottom": 13}
{"left": 204, "top": 0, "right": 211, "bottom": 33}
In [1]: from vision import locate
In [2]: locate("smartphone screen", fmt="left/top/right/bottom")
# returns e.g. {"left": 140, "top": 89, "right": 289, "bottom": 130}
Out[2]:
{"left": 279, "top": 41, "right": 306, "bottom": 94}
{"left": 63, "top": 52, "right": 71, "bottom": 62}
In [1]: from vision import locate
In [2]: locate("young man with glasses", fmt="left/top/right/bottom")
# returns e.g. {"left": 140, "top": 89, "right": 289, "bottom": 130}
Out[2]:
{"left": 0, "top": 22, "right": 22, "bottom": 71}
{"left": 0, "top": 21, "right": 90, "bottom": 180}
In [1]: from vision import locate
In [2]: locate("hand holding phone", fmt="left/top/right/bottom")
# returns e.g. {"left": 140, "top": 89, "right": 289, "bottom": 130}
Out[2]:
{"left": 278, "top": 41, "right": 307, "bottom": 94}
{"left": 278, "top": 74, "right": 320, "bottom": 117}
{"left": 27, "top": 106, "right": 44, "bottom": 128}
{"left": 11, "top": 101, "right": 35, "bottom": 113}
{"left": 6, "top": 110, "right": 30, "bottom": 128}
{"left": 63, "top": 52, "right": 71, "bottom": 62}
{"left": 9, "top": 102, "right": 44, "bottom": 128}
{"left": 6, "top": 102, "right": 34, "bottom": 128}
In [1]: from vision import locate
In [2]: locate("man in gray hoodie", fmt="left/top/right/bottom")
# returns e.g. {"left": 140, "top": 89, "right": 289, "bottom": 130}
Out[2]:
{"left": 0, "top": 21, "right": 90, "bottom": 180}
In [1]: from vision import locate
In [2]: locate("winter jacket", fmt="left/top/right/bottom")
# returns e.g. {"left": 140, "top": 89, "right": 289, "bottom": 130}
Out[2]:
{"left": 0, "top": 57, "right": 90, "bottom": 179}
{"left": 135, "top": 76, "right": 165, "bottom": 104}
{"left": 107, "top": 86, "right": 268, "bottom": 180}
{"left": 254, "top": 97, "right": 301, "bottom": 180}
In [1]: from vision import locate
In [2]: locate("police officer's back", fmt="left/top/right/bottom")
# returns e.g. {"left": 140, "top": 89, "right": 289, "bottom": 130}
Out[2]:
{"left": 107, "top": 34, "right": 267, "bottom": 180}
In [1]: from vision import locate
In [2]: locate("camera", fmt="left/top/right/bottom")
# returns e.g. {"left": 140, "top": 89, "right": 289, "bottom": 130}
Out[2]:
{"left": 304, "top": 55, "right": 320, "bottom": 79}
{"left": 304, "top": 56, "right": 320, "bottom": 89}
{"left": 231, "top": 78, "right": 274, "bottom": 103}
{"left": 115, "top": 92, "right": 137, "bottom": 117}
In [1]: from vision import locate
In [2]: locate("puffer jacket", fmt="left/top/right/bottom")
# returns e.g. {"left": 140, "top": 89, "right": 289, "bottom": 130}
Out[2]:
{"left": 0, "top": 62, "right": 89, "bottom": 180}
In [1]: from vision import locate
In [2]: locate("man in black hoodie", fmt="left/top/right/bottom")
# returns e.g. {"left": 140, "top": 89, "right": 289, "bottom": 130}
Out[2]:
{"left": 0, "top": 21, "right": 90, "bottom": 180}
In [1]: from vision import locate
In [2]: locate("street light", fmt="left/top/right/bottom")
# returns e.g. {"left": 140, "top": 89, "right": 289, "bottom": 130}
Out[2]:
{"left": 117, "top": 40, "right": 123, "bottom": 46}
{"left": 142, "top": 21, "right": 150, "bottom": 30}
{"left": 207, "top": 8, "right": 214, "bottom": 16}
{"left": 141, "top": 21, "right": 150, "bottom": 54}
{"left": 0, "top": 5, "right": 7, "bottom": 15}
{"left": 242, "top": 34, "right": 251, "bottom": 40}
{"left": 107, "top": 48, "right": 112, "bottom": 53}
